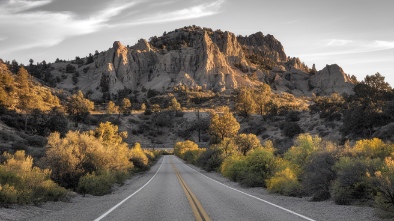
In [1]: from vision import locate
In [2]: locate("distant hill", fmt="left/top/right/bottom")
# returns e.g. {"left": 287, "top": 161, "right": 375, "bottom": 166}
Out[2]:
{"left": 47, "top": 26, "right": 356, "bottom": 101}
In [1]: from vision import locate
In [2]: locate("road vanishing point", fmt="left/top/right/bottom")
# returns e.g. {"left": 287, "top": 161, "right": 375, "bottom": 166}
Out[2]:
{"left": 31, "top": 156, "right": 316, "bottom": 221}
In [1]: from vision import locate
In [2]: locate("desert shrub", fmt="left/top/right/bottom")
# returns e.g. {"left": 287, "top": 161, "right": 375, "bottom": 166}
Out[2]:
{"left": 77, "top": 171, "right": 115, "bottom": 196}
{"left": 284, "top": 133, "right": 322, "bottom": 171}
{"left": 42, "top": 122, "right": 133, "bottom": 190}
{"left": 129, "top": 143, "right": 149, "bottom": 171}
{"left": 0, "top": 151, "right": 67, "bottom": 205}
{"left": 221, "top": 155, "right": 246, "bottom": 182}
{"left": 282, "top": 122, "right": 302, "bottom": 138}
{"left": 26, "top": 135, "right": 47, "bottom": 147}
{"left": 152, "top": 111, "right": 174, "bottom": 127}
{"left": 0, "top": 184, "right": 18, "bottom": 205}
{"left": 65, "top": 64, "right": 76, "bottom": 73}
{"left": 332, "top": 157, "right": 380, "bottom": 205}
{"left": 285, "top": 111, "right": 300, "bottom": 122}
{"left": 374, "top": 157, "right": 394, "bottom": 217}
{"left": 220, "top": 147, "right": 277, "bottom": 187}
{"left": 173, "top": 140, "right": 199, "bottom": 158}
{"left": 266, "top": 167, "right": 301, "bottom": 196}
{"left": 236, "top": 148, "right": 277, "bottom": 187}
{"left": 196, "top": 147, "right": 224, "bottom": 172}
{"left": 302, "top": 150, "right": 337, "bottom": 201}
{"left": 352, "top": 138, "right": 394, "bottom": 159}
{"left": 183, "top": 149, "right": 205, "bottom": 164}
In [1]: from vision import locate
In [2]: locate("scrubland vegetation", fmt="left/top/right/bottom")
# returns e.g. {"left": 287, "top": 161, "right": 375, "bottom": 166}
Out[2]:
{"left": 1, "top": 59, "right": 394, "bottom": 219}
{"left": 176, "top": 108, "right": 394, "bottom": 217}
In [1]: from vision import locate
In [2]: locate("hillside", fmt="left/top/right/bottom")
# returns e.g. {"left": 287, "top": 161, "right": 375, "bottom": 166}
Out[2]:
{"left": 48, "top": 26, "right": 355, "bottom": 101}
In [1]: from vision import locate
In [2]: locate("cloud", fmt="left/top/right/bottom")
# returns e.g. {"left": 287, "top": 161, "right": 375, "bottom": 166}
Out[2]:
{"left": 149, "top": 1, "right": 176, "bottom": 7}
{"left": 325, "top": 39, "right": 354, "bottom": 46}
{"left": 0, "top": 36, "right": 7, "bottom": 41}
{"left": 114, "top": 0, "right": 225, "bottom": 27}
{"left": 1, "top": 0, "right": 52, "bottom": 13}
{"left": 0, "top": 0, "right": 139, "bottom": 53}
{"left": 300, "top": 39, "right": 394, "bottom": 58}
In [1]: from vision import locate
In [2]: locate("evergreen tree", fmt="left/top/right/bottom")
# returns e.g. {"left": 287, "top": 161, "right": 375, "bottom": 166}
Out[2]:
{"left": 65, "top": 91, "right": 94, "bottom": 127}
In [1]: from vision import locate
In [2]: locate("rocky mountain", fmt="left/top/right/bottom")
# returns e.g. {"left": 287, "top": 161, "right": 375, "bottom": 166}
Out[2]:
{"left": 52, "top": 26, "right": 355, "bottom": 100}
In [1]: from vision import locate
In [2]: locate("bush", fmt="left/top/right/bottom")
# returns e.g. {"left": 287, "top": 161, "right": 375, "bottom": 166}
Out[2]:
{"left": 221, "top": 155, "right": 246, "bottom": 182}
{"left": 174, "top": 140, "right": 199, "bottom": 158}
{"left": 0, "top": 151, "right": 67, "bottom": 205}
{"left": 282, "top": 122, "right": 302, "bottom": 138}
{"left": 183, "top": 149, "right": 204, "bottom": 164}
{"left": 266, "top": 167, "right": 301, "bottom": 196}
{"left": 284, "top": 133, "right": 322, "bottom": 170}
{"left": 352, "top": 138, "right": 394, "bottom": 159}
{"left": 285, "top": 111, "right": 300, "bottom": 122}
{"left": 130, "top": 143, "right": 149, "bottom": 171}
{"left": 302, "top": 151, "right": 337, "bottom": 201}
{"left": 220, "top": 147, "right": 277, "bottom": 187}
{"left": 238, "top": 148, "right": 277, "bottom": 187}
{"left": 196, "top": 147, "right": 224, "bottom": 172}
{"left": 26, "top": 135, "right": 47, "bottom": 147}
{"left": 332, "top": 157, "right": 379, "bottom": 205}
{"left": 77, "top": 171, "right": 115, "bottom": 196}
{"left": 374, "top": 157, "right": 394, "bottom": 217}
{"left": 43, "top": 123, "right": 133, "bottom": 190}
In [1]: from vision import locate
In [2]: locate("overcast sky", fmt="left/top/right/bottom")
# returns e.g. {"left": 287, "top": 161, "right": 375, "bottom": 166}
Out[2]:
{"left": 1, "top": 0, "right": 393, "bottom": 86}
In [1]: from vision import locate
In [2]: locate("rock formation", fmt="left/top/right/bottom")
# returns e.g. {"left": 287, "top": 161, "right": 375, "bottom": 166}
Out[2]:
{"left": 310, "top": 64, "right": 354, "bottom": 95}
{"left": 60, "top": 26, "right": 355, "bottom": 100}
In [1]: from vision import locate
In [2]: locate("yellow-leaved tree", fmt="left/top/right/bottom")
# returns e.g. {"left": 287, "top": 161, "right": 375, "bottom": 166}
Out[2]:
{"left": 209, "top": 107, "right": 240, "bottom": 143}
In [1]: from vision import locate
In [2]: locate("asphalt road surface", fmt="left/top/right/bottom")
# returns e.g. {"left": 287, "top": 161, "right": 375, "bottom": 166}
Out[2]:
{"left": 31, "top": 155, "right": 316, "bottom": 221}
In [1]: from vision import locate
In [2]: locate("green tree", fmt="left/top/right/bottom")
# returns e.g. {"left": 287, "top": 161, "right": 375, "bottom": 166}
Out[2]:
{"left": 65, "top": 91, "right": 94, "bottom": 127}
{"left": 120, "top": 98, "right": 132, "bottom": 115}
{"left": 107, "top": 101, "right": 118, "bottom": 115}
{"left": 169, "top": 97, "right": 181, "bottom": 111}
{"left": 374, "top": 157, "right": 394, "bottom": 215}
{"left": 16, "top": 66, "right": 29, "bottom": 92}
{"left": 93, "top": 121, "right": 127, "bottom": 146}
{"left": 235, "top": 133, "right": 262, "bottom": 155}
{"left": 174, "top": 140, "right": 199, "bottom": 158}
{"left": 209, "top": 107, "right": 240, "bottom": 143}
{"left": 235, "top": 87, "right": 256, "bottom": 117}
{"left": 254, "top": 84, "right": 271, "bottom": 116}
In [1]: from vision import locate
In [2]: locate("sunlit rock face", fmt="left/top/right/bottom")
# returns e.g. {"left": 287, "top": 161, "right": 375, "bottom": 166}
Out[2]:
{"left": 310, "top": 64, "right": 355, "bottom": 95}
{"left": 70, "top": 26, "right": 354, "bottom": 99}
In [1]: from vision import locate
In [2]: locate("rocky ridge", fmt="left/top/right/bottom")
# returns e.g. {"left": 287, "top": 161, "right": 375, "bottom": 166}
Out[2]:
{"left": 55, "top": 26, "right": 355, "bottom": 100}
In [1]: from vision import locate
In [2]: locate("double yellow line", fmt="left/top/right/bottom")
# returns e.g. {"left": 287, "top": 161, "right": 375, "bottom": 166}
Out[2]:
{"left": 170, "top": 159, "right": 212, "bottom": 221}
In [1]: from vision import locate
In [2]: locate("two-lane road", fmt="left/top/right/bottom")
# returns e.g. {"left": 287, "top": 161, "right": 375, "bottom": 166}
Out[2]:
{"left": 31, "top": 155, "right": 315, "bottom": 221}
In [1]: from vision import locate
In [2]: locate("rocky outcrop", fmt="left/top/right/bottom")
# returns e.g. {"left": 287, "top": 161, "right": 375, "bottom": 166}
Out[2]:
{"left": 310, "top": 64, "right": 354, "bottom": 95}
{"left": 65, "top": 26, "right": 355, "bottom": 100}
{"left": 237, "top": 32, "right": 287, "bottom": 63}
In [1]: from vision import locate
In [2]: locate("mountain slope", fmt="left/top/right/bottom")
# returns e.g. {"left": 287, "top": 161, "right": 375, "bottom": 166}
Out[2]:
{"left": 53, "top": 26, "right": 355, "bottom": 100}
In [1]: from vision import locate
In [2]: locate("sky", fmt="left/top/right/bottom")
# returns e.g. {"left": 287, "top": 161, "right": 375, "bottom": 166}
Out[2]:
{"left": 1, "top": 0, "right": 393, "bottom": 86}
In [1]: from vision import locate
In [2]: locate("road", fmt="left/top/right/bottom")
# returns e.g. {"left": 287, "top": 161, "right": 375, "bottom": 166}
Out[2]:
{"left": 31, "top": 155, "right": 316, "bottom": 221}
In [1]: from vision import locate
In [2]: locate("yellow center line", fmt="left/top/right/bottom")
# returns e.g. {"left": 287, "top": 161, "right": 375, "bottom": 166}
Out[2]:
{"left": 170, "top": 159, "right": 212, "bottom": 221}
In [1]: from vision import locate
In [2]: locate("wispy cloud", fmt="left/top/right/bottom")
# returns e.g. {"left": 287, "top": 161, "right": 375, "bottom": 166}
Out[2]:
{"left": 115, "top": 0, "right": 225, "bottom": 27}
{"left": 300, "top": 39, "right": 394, "bottom": 58}
{"left": 325, "top": 39, "right": 354, "bottom": 46}
{"left": 0, "top": 0, "right": 139, "bottom": 53}
{"left": 1, "top": 0, "right": 52, "bottom": 13}
{"left": 149, "top": 1, "right": 176, "bottom": 7}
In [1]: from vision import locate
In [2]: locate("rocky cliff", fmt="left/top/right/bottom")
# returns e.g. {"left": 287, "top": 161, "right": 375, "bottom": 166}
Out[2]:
{"left": 59, "top": 26, "right": 354, "bottom": 100}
